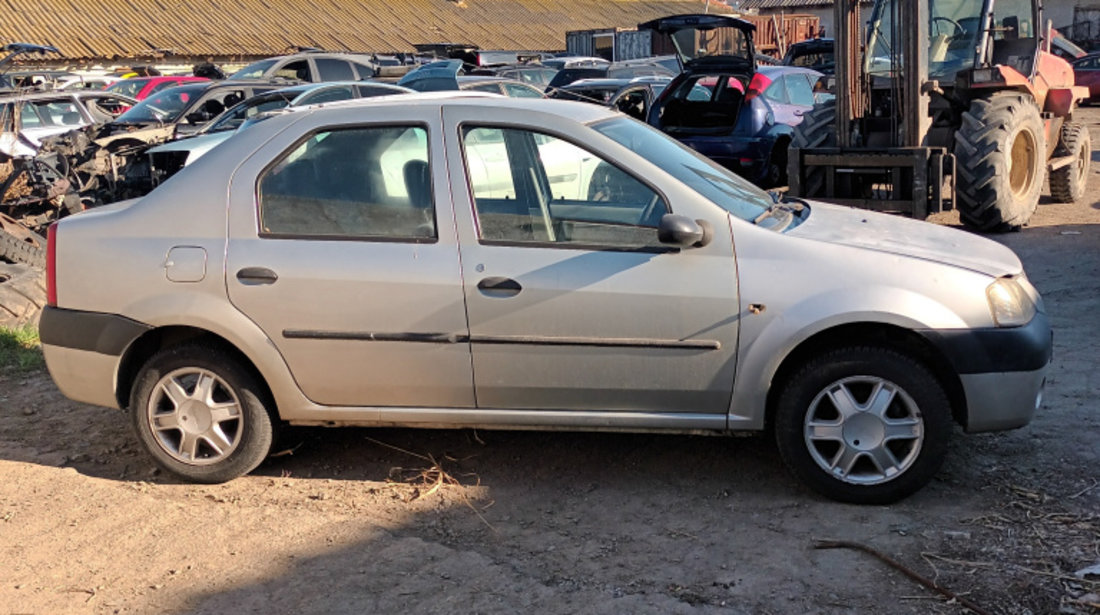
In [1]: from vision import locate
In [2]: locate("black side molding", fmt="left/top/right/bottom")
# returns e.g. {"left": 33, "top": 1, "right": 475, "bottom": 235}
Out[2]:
{"left": 39, "top": 306, "right": 152, "bottom": 356}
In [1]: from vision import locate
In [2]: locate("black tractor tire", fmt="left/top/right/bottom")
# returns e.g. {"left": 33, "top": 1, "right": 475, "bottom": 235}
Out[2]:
{"left": 774, "top": 346, "right": 952, "bottom": 505}
{"left": 0, "top": 263, "right": 46, "bottom": 329}
{"left": 763, "top": 138, "right": 790, "bottom": 188}
{"left": 954, "top": 93, "right": 1046, "bottom": 231}
{"left": 0, "top": 216, "right": 46, "bottom": 269}
{"left": 789, "top": 98, "right": 837, "bottom": 197}
{"left": 130, "top": 345, "right": 276, "bottom": 483}
{"left": 1049, "top": 121, "right": 1091, "bottom": 203}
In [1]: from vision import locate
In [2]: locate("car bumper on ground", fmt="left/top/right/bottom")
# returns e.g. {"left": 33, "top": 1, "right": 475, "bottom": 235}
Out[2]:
{"left": 39, "top": 306, "right": 152, "bottom": 409}
{"left": 919, "top": 311, "right": 1052, "bottom": 433}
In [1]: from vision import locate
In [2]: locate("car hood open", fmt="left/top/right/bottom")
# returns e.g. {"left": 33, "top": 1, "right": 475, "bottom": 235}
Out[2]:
{"left": 786, "top": 201, "right": 1023, "bottom": 277}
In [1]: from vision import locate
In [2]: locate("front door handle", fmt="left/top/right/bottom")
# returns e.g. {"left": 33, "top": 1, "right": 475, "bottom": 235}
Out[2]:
{"left": 236, "top": 267, "right": 278, "bottom": 285}
{"left": 477, "top": 276, "right": 522, "bottom": 297}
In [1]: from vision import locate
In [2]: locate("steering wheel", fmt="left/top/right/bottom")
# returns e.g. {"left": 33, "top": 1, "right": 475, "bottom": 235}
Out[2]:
{"left": 931, "top": 16, "right": 966, "bottom": 39}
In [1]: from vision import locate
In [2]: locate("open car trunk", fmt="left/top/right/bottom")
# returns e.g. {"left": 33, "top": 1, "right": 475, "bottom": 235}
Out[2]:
{"left": 639, "top": 14, "right": 757, "bottom": 137}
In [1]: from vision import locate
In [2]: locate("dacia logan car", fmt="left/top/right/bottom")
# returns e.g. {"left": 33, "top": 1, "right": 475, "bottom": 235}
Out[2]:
{"left": 40, "top": 93, "right": 1051, "bottom": 504}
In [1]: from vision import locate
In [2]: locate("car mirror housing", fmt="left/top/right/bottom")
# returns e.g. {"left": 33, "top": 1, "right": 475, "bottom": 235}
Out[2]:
{"left": 658, "top": 214, "right": 713, "bottom": 248}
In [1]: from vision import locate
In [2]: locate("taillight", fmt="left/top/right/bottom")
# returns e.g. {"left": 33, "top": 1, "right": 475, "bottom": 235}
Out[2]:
{"left": 46, "top": 222, "right": 57, "bottom": 306}
{"left": 745, "top": 73, "right": 773, "bottom": 101}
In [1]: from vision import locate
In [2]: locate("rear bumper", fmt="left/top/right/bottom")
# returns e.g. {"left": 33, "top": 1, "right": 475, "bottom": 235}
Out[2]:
{"left": 39, "top": 306, "right": 151, "bottom": 409}
{"left": 919, "top": 312, "right": 1052, "bottom": 432}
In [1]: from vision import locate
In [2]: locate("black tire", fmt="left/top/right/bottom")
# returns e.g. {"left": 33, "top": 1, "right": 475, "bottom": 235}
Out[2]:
{"left": 774, "top": 346, "right": 952, "bottom": 505}
{"left": 789, "top": 98, "right": 836, "bottom": 197}
{"left": 1049, "top": 121, "right": 1091, "bottom": 203}
{"left": 0, "top": 221, "right": 46, "bottom": 268}
{"left": 0, "top": 263, "right": 46, "bottom": 329}
{"left": 130, "top": 345, "right": 275, "bottom": 483}
{"left": 763, "top": 139, "right": 789, "bottom": 188}
{"left": 954, "top": 93, "right": 1046, "bottom": 231}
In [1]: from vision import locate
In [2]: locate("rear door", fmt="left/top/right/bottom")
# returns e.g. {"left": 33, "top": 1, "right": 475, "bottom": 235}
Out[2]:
{"left": 225, "top": 108, "right": 473, "bottom": 408}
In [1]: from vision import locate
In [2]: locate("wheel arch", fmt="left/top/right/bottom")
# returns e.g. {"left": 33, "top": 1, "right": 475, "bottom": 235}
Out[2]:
{"left": 116, "top": 325, "right": 276, "bottom": 414}
{"left": 763, "top": 322, "right": 967, "bottom": 432}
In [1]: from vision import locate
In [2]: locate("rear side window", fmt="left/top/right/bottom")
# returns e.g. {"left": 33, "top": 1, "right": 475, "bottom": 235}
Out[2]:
{"left": 316, "top": 58, "right": 355, "bottom": 81}
{"left": 257, "top": 125, "right": 434, "bottom": 240}
{"left": 785, "top": 74, "right": 816, "bottom": 106}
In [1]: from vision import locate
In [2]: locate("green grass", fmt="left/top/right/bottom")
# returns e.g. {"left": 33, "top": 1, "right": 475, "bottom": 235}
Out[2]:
{"left": 0, "top": 325, "right": 45, "bottom": 372}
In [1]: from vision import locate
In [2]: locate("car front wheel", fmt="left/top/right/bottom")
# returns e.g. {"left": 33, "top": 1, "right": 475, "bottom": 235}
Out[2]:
{"left": 774, "top": 346, "right": 952, "bottom": 504}
{"left": 130, "top": 345, "right": 275, "bottom": 483}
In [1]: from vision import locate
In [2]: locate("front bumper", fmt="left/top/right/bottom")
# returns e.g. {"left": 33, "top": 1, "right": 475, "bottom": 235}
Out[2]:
{"left": 39, "top": 306, "right": 152, "bottom": 409}
{"left": 919, "top": 311, "right": 1052, "bottom": 432}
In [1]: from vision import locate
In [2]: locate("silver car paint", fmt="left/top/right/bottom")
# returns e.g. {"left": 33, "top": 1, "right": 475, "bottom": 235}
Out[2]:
{"left": 441, "top": 105, "right": 739, "bottom": 415}
{"left": 224, "top": 105, "right": 473, "bottom": 408}
{"left": 43, "top": 96, "right": 1043, "bottom": 436}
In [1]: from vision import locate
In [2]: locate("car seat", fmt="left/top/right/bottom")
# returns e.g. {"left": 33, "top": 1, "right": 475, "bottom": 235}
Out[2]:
{"left": 403, "top": 160, "right": 432, "bottom": 209}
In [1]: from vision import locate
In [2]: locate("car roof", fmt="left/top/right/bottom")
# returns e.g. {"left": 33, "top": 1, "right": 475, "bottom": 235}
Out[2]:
{"left": 758, "top": 65, "right": 824, "bottom": 77}
{"left": 265, "top": 91, "right": 616, "bottom": 127}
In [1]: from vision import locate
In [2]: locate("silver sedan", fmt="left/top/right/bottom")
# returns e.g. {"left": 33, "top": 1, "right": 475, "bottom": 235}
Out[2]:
{"left": 39, "top": 93, "right": 1051, "bottom": 504}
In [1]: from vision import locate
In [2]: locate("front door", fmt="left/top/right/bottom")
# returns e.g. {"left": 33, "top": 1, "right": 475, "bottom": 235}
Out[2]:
{"left": 226, "top": 113, "right": 473, "bottom": 408}
{"left": 443, "top": 107, "right": 740, "bottom": 415}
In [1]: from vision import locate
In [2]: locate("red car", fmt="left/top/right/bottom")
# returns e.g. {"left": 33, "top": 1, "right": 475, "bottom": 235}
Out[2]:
{"left": 1071, "top": 54, "right": 1100, "bottom": 103}
{"left": 105, "top": 76, "right": 209, "bottom": 101}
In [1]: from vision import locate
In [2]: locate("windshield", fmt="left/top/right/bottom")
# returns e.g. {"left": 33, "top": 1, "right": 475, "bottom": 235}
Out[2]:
{"left": 202, "top": 94, "right": 294, "bottom": 133}
{"left": 592, "top": 117, "right": 772, "bottom": 221}
{"left": 106, "top": 78, "right": 147, "bottom": 98}
{"left": 114, "top": 84, "right": 206, "bottom": 123}
{"left": 867, "top": 0, "right": 984, "bottom": 80}
{"left": 230, "top": 59, "right": 278, "bottom": 80}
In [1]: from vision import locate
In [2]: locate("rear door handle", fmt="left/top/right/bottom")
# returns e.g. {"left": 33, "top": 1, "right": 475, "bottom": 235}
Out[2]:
{"left": 236, "top": 267, "right": 278, "bottom": 285}
{"left": 477, "top": 276, "right": 522, "bottom": 297}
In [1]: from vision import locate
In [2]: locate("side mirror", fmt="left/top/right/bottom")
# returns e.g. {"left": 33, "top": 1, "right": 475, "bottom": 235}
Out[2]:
{"left": 658, "top": 214, "right": 713, "bottom": 248}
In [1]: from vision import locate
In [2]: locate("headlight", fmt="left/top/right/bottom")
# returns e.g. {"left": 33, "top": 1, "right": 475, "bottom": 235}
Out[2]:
{"left": 986, "top": 277, "right": 1036, "bottom": 327}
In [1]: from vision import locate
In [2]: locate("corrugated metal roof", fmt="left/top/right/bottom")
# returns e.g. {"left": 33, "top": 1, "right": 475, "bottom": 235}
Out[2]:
{"left": 0, "top": 0, "right": 734, "bottom": 61}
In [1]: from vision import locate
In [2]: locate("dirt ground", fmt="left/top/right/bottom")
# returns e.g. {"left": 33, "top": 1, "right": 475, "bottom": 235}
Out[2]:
{"left": 2, "top": 111, "right": 1100, "bottom": 615}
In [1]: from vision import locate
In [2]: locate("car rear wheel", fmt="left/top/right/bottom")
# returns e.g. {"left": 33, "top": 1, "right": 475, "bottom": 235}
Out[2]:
{"left": 130, "top": 345, "right": 275, "bottom": 483}
{"left": 774, "top": 346, "right": 952, "bottom": 504}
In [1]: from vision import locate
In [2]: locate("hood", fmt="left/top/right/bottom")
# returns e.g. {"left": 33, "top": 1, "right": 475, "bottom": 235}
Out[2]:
{"left": 147, "top": 130, "right": 233, "bottom": 165}
{"left": 787, "top": 201, "right": 1023, "bottom": 277}
{"left": 637, "top": 14, "right": 756, "bottom": 74}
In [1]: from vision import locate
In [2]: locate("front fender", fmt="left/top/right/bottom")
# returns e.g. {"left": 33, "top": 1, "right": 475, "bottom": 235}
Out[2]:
{"left": 728, "top": 286, "right": 970, "bottom": 429}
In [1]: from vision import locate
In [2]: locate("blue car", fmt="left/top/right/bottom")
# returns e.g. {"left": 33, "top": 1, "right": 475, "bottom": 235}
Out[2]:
{"left": 639, "top": 15, "right": 825, "bottom": 188}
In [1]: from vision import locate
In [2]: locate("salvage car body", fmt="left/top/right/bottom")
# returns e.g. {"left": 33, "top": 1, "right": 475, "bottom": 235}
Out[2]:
{"left": 639, "top": 15, "right": 822, "bottom": 187}
{"left": 0, "top": 91, "right": 136, "bottom": 157}
{"left": 144, "top": 81, "right": 415, "bottom": 184}
{"left": 40, "top": 95, "right": 1051, "bottom": 503}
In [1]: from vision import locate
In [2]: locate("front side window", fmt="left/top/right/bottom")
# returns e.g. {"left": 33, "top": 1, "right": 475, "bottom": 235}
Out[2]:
{"left": 258, "top": 125, "right": 434, "bottom": 240}
{"left": 41, "top": 101, "right": 84, "bottom": 126}
{"left": 274, "top": 60, "right": 311, "bottom": 82}
{"left": 463, "top": 126, "right": 668, "bottom": 249}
